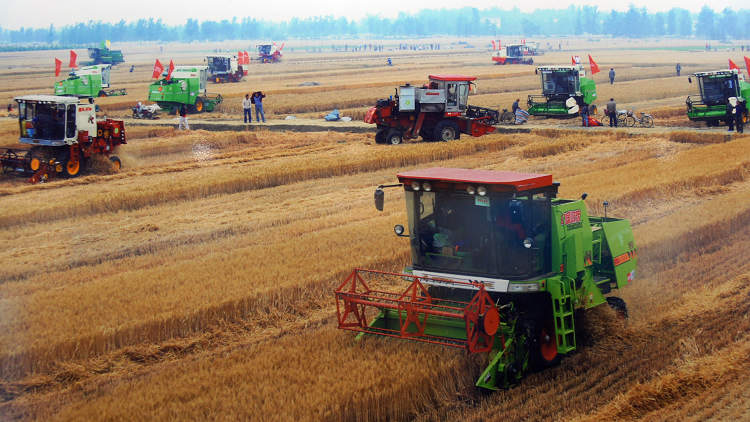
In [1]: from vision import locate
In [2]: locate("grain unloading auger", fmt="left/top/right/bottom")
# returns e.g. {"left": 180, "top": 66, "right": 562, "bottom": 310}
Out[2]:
{"left": 335, "top": 168, "right": 637, "bottom": 390}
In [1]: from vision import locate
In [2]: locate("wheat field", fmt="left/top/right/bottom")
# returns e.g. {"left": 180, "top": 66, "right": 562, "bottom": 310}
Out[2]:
{"left": 1, "top": 37, "right": 750, "bottom": 421}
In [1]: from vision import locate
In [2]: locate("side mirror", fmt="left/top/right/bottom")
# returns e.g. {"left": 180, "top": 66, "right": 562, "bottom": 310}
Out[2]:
{"left": 581, "top": 192, "right": 588, "bottom": 200}
{"left": 688, "top": 77, "right": 692, "bottom": 84}
{"left": 374, "top": 188, "right": 384, "bottom": 211}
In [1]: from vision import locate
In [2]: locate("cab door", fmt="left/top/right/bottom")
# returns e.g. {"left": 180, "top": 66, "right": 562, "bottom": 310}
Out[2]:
{"left": 445, "top": 83, "right": 458, "bottom": 112}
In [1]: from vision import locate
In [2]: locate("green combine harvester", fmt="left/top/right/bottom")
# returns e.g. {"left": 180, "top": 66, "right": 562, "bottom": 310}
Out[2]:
{"left": 54, "top": 65, "right": 127, "bottom": 98}
{"left": 528, "top": 65, "right": 597, "bottom": 118}
{"left": 147, "top": 66, "right": 223, "bottom": 114}
{"left": 87, "top": 41, "right": 125, "bottom": 65}
{"left": 686, "top": 69, "right": 749, "bottom": 127}
{"left": 336, "top": 168, "right": 636, "bottom": 390}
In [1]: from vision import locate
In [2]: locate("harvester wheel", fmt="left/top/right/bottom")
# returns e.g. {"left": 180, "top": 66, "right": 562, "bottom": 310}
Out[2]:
{"left": 375, "top": 129, "right": 387, "bottom": 144}
{"left": 98, "top": 90, "right": 108, "bottom": 97}
{"left": 64, "top": 158, "right": 80, "bottom": 177}
{"left": 606, "top": 297, "right": 629, "bottom": 319}
{"left": 109, "top": 156, "right": 122, "bottom": 171}
{"left": 434, "top": 120, "right": 459, "bottom": 141}
{"left": 538, "top": 327, "right": 560, "bottom": 366}
{"left": 386, "top": 129, "right": 403, "bottom": 145}
{"left": 193, "top": 98, "right": 204, "bottom": 113}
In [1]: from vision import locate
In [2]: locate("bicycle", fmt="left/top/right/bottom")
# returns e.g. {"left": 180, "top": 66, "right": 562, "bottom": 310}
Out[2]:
{"left": 632, "top": 111, "right": 654, "bottom": 128}
{"left": 616, "top": 110, "right": 635, "bottom": 127}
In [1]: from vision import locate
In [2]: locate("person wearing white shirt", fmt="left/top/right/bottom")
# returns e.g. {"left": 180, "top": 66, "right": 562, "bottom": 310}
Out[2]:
{"left": 242, "top": 94, "right": 253, "bottom": 123}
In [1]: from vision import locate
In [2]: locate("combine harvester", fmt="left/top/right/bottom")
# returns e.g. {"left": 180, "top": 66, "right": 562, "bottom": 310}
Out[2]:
{"left": 686, "top": 69, "right": 749, "bottom": 126}
{"left": 54, "top": 64, "right": 127, "bottom": 98}
{"left": 1, "top": 95, "right": 126, "bottom": 183}
{"left": 491, "top": 44, "right": 534, "bottom": 65}
{"left": 148, "top": 66, "right": 223, "bottom": 114}
{"left": 206, "top": 54, "right": 245, "bottom": 83}
{"left": 336, "top": 168, "right": 637, "bottom": 390}
{"left": 364, "top": 74, "right": 499, "bottom": 144}
{"left": 528, "top": 65, "right": 597, "bottom": 118}
{"left": 87, "top": 40, "right": 125, "bottom": 65}
{"left": 257, "top": 43, "right": 284, "bottom": 63}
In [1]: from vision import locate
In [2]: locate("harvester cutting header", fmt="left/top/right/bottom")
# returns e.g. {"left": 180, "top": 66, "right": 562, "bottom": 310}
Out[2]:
{"left": 364, "top": 74, "right": 499, "bottom": 144}
{"left": 336, "top": 168, "right": 636, "bottom": 390}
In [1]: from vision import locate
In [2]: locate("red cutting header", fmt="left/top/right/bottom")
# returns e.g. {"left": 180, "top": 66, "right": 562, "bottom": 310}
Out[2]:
{"left": 397, "top": 168, "right": 553, "bottom": 191}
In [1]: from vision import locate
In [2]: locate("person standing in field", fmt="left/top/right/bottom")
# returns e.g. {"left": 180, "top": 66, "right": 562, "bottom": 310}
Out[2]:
{"left": 581, "top": 103, "right": 589, "bottom": 127}
{"left": 675, "top": 63, "right": 681, "bottom": 76}
{"left": 252, "top": 91, "right": 266, "bottom": 123}
{"left": 606, "top": 98, "right": 617, "bottom": 127}
{"left": 736, "top": 98, "right": 746, "bottom": 133}
{"left": 512, "top": 98, "right": 520, "bottom": 114}
{"left": 726, "top": 97, "right": 737, "bottom": 132}
{"left": 178, "top": 104, "right": 189, "bottom": 130}
{"left": 242, "top": 94, "right": 253, "bottom": 124}
{"left": 608, "top": 68, "right": 615, "bottom": 84}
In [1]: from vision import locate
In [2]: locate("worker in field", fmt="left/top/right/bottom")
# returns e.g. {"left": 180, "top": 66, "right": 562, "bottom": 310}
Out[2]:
{"left": 726, "top": 97, "right": 738, "bottom": 132}
{"left": 606, "top": 98, "right": 617, "bottom": 127}
{"left": 242, "top": 94, "right": 253, "bottom": 124}
{"left": 178, "top": 104, "right": 189, "bottom": 130}
{"left": 609, "top": 68, "right": 615, "bottom": 84}
{"left": 512, "top": 98, "right": 520, "bottom": 114}
{"left": 736, "top": 98, "right": 746, "bottom": 133}
{"left": 675, "top": 63, "right": 681, "bottom": 76}
{"left": 252, "top": 91, "right": 266, "bottom": 123}
{"left": 581, "top": 103, "right": 589, "bottom": 127}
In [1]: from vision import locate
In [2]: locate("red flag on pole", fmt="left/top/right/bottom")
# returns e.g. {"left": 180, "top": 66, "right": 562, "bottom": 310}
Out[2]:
{"left": 244, "top": 51, "right": 250, "bottom": 64}
{"left": 237, "top": 51, "right": 243, "bottom": 64}
{"left": 491, "top": 40, "right": 496, "bottom": 51}
{"left": 588, "top": 55, "right": 600, "bottom": 74}
{"left": 571, "top": 56, "right": 576, "bottom": 65}
{"left": 54, "top": 58, "right": 62, "bottom": 77}
{"left": 69, "top": 50, "right": 77, "bottom": 68}
{"left": 166, "top": 60, "right": 175, "bottom": 81}
{"left": 744, "top": 56, "right": 750, "bottom": 77}
{"left": 152, "top": 59, "right": 164, "bottom": 79}
{"left": 729, "top": 59, "right": 740, "bottom": 70}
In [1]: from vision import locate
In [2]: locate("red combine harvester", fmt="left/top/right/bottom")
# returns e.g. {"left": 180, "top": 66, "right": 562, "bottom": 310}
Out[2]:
{"left": 1, "top": 95, "right": 126, "bottom": 183}
{"left": 492, "top": 44, "right": 535, "bottom": 65}
{"left": 364, "top": 74, "right": 499, "bottom": 145}
{"left": 257, "top": 43, "right": 284, "bottom": 63}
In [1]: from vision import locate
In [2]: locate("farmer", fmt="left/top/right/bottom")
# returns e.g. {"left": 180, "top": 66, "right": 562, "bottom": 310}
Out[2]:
{"left": 675, "top": 63, "right": 681, "bottom": 76}
{"left": 512, "top": 98, "right": 520, "bottom": 114}
{"left": 727, "top": 97, "right": 738, "bottom": 132}
{"left": 606, "top": 98, "right": 617, "bottom": 127}
{"left": 736, "top": 98, "right": 746, "bottom": 134}
{"left": 608, "top": 68, "right": 615, "bottom": 84}
{"left": 178, "top": 104, "right": 189, "bottom": 130}
{"left": 242, "top": 94, "right": 253, "bottom": 123}
{"left": 581, "top": 103, "right": 589, "bottom": 127}
{"left": 252, "top": 91, "right": 266, "bottom": 123}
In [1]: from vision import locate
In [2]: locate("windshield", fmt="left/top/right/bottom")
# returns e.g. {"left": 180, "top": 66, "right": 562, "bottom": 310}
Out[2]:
{"left": 542, "top": 70, "right": 579, "bottom": 95}
{"left": 18, "top": 101, "right": 66, "bottom": 140}
{"left": 699, "top": 75, "right": 739, "bottom": 105}
{"left": 405, "top": 189, "right": 551, "bottom": 280}
{"left": 507, "top": 46, "right": 523, "bottom": 57}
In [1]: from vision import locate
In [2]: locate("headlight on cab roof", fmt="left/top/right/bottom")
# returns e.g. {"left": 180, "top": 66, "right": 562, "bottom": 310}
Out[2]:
{"left": 508, "top": 283, "right": 540, "bottom": 292}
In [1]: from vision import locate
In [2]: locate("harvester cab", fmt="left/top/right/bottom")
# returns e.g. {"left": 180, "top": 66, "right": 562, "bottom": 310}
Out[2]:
{"left": 336, "top": 168, "right": 637, "bottom": 390}
{"left": 1, "top": 95, "right": 126, "bottom": 183}
{"left": 364, "top": 74, "right": 499, "bottom": 144}
{"left": 686, "top": 69, "right": 750, "bottom": 126}
{"left": 148, "top": 66, "right": 223, "bottom": 114}
{"left": 528, "top": 65, "right": 597, "bottom": 118}
{"left": 206, "top": 54, "right": 244, "bottom": 83}
{"left": 54, "top": 64, "right": 127, "bottom": 98}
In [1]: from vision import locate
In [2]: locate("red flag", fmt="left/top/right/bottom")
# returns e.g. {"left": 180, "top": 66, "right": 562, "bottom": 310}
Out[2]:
{"left": 491, "top": 40, "right": 496, "bottom": 50}
{"left": 244, "top": 51, "right": 250, "bottom": 64}
{"left": 69, "top": 50, "right": 77, "bottom": 68}
{"left": 571, "top": 56, "right": 576, "bottom": 65}
{"left": 166, "top": 60, "right": 175, "bottom": 81}
{"left": 745, "top": 56, "right": 750, "bottom": 77}
{"left": 729, "top": 59, "right": 740, "bottom": 70}
{"left": 588, "top": 55, "right": 600, "bottom": 74}
{"left": 54, "top": 58, "right": 62, "bottom": 77}
{"left": 152, "top": 59, "right": 164, "bottom": 79}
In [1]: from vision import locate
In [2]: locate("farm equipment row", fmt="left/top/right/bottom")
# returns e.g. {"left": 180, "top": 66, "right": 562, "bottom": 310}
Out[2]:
{"left": 336, "top": 167, "right": 637, "bottom": 390}
{"left": 1, "top": 95, "right": 125, "bottom": 183}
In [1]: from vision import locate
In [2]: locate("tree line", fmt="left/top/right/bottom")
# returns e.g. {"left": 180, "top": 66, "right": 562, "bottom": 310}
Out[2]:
{"left": 0, "top": 6, "right": 747, "bottom": 48}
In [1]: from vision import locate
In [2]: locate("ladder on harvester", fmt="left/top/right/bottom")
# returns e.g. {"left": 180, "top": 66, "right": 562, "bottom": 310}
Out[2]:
{"left": 548, "top": 278, "right": 576, "bottom": 354}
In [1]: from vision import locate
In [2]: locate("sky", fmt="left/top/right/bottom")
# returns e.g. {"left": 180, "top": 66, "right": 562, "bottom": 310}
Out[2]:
{"left": 1, "top": 0, "right": 746, "bottom": 30}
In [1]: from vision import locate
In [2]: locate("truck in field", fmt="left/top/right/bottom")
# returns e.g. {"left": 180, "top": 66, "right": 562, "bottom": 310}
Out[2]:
{"left": 147, "top": 66, "right": 223, "bottom": 114}
{"left": 54, "top": 64, "right": 127, "bottom": 98}
{"left": 527, "top": 65, "right": 597, "bottom": 118}
{"left": 686, "top": 69, "right": 749, "bottom": 127}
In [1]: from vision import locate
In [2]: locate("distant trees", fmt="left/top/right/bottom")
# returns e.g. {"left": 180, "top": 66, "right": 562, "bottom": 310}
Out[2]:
{"left": 0, "top": 6, "right": 747, "bottom": 48}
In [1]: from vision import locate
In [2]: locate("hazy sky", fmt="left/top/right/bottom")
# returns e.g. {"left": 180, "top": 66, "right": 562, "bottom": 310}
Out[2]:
{"left": 1, "top": 0, "right": 745, "bottom": 29}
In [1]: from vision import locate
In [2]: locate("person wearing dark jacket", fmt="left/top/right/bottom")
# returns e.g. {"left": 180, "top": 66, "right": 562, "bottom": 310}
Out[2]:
{"left": 675, "top": 63, "right": 681, "bottom": 76}
{"left": 512, "top": 98, "right": 520, "bottom": 114}
{"left": 581, "top": 103, "right": 589, "bottom": 127}
{"left": 736, "top": 98, "right": 746, "bottom": 134}
{"left": 178, "top": 104, "right": 189, "bottom": 130}
{"left": 252, "top": 91, "right": 266, "bottom": 123}
{"left": 727, "top": 97, "right": 737, "bottom": 132}
{"left": 608, "top": 68, "right": 615, "bottom": 84}
{"left": 606, "top": 98, "right": 617, "bottom": 127}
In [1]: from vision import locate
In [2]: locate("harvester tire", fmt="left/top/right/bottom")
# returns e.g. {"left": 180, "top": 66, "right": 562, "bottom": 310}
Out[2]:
{"left": 64, "top": 158, "right": 80, "bottom": 177}
{"left": 606, "top": 297, "right": 628, "bottom": 319}
{"left": 109, "top": 156, "right": 122, "bottom": 171}
{"left": 434, "top": 120, "right": 459, "bottom": 141}
{"left": 193, "top": 98, "right": 204, "bottom": 113}
{"left": 98, "top": 90, "right": 108, "bottom": 97}
{"left": 386, "top": 129, "right": 403, "bottom": 145}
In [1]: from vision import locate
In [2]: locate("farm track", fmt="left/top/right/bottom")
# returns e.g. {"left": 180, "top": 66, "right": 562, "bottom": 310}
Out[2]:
{"left": 1, "top": 43, "right": 749, "bottom": 421}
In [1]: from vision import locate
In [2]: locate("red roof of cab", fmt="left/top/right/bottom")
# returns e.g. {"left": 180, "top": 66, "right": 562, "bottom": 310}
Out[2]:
{"left": 428, "top": 74, "right": 477, "bottom": 82}
{"left": 397, "top": 168, "right": 553, "bottom": 191}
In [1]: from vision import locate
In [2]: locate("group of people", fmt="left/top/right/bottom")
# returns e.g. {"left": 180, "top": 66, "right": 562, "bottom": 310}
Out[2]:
{"left": 242, "top": 91, "right": 266, "bottom": 124}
